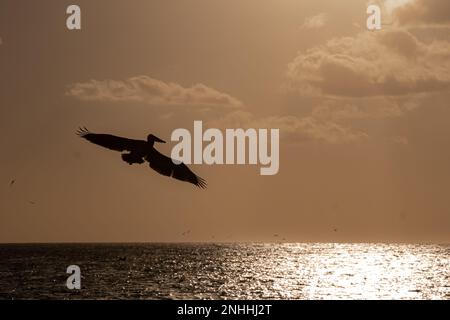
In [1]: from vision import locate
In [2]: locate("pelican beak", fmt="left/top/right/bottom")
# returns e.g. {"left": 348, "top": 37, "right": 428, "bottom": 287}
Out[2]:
{"left": 154, "top": 136, "right": 166, "bottom": 143}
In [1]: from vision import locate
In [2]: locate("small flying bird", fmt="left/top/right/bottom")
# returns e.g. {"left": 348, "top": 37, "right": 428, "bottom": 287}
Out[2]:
{"left": 76, "top": 127, "right": 207, "bottom": 188}
{"left": 9, "top": 179, "right": 15, "bottom": 187}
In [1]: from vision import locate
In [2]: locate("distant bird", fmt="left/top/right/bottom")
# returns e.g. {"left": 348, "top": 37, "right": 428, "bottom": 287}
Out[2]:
{"left": 333, "top": 228, "right": 338, "bottom": 232}
{"left": 76, "top": 127, "right": 206, "bottom": 188}
{"left": 9, "top": 179, "right": 15, "bottom": 187}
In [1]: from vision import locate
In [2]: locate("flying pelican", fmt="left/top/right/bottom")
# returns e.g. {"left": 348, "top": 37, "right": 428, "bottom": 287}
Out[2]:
{"left": 76, "top": 127, "right": 207, "bottom": 188}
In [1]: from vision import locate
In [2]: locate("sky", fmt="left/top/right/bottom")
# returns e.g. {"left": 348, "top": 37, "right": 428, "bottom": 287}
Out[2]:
{"left": 1, "top": 0, "right": 450, "bottom": 243}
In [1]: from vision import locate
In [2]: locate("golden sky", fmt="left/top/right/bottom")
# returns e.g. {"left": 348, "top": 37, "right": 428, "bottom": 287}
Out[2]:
{"left": 1, "top": 0, "right": 450, "bottom": 243}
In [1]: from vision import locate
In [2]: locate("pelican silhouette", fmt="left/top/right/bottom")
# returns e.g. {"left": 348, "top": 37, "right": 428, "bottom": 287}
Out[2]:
{"left": 76, "top": 127, "right": 207, "bottom": 188}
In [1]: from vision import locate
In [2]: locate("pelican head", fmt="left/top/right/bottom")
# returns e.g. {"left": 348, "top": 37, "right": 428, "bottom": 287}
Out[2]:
{"left": 147, "top": 134, "right": 166, "bottom": 145}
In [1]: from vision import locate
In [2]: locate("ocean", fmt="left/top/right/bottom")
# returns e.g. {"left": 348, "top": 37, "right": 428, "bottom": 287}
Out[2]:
{"left": 0, "top": 243, "right": 449, "bottom": 300}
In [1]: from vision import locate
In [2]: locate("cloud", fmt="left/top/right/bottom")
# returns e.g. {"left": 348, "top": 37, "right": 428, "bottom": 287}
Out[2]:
{"left": 310, "top": 98, "right": 418, "bottom": 121}
{"left": 391, "top": 135, "right": 409, "bottom": 145}
{"left": 393, "top": 0, "right": 450, "bottom": 26}
{"left": 202, "top": 0, "right": 450, "bottom": 145}
{"left": 300, "top": 13, "right": 328, "bottom": 29}
{"left": 286, "top": 29, "right": 450, "bottom": 98}
{"left": 208, "top": 110, "right": 368, "bottom": 144}
{"left": 384, "top": 0, "right": 414, "bottom": 14}
{"left": 66, "top": 75, "right": 243, "bottom": 109}
{"left": 67, "top": 75, "right": 368, "bottom": 144}
{"left": 212, "top": 0, "right": 449, "bottom": 145}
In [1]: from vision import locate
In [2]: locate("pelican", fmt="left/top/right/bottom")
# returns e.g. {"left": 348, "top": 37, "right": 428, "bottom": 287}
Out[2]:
{"left": 76, "top": 127, "right": 207, "bottom": 188}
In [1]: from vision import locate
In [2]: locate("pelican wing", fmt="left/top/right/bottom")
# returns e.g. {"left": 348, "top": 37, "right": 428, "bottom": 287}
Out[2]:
{"left": 77, "top": 127, "right": 145, "bottom": 152}
{"left": 146, "top": 151, "right": 207, "bottom": 189}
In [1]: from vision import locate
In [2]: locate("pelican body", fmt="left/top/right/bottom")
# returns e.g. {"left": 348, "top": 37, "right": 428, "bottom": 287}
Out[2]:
{"left": 76, "top": 127, "right": 206, "bottom": 188}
